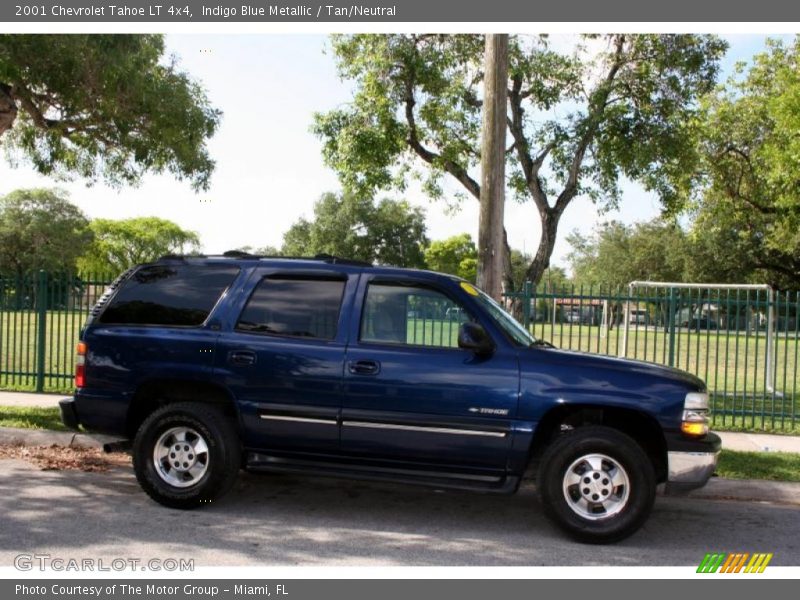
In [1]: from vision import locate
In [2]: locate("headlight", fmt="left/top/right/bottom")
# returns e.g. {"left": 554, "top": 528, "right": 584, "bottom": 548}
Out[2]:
{"left": 681, "top": 392, "right": 709, "bottom": 437}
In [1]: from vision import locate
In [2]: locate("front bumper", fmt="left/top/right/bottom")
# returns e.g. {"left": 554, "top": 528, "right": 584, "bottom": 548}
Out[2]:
{"left": 664, "top": 432, "right": 721, "bottom": 495}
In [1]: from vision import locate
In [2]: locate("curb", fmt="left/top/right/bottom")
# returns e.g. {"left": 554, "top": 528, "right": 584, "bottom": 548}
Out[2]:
{"left": 0, "top": 426, "right": 122, "bottom": 450}
{"left": 681, "top": 477, "right": 800, "bottom": 506}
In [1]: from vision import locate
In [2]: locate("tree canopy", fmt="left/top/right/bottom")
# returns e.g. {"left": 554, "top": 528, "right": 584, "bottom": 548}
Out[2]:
{"left": 313, "top": 34, "right": 727, "bottom": 285}
{"left": 424, "top": 233, "right": 478, "bottom": 282}
{"left": 281, "top": 192, "right": 428, "bottom": 267}
{"left": 566, "top": 219, "right": 689, "bottom": 287}
{"left": 679, "top": 37, "right": 800, "bottom": 289}
{"left": 0, "top": 188, "right": 92, "bottom": 276}
{"left": 77, "top": 217, "right": 200, "bottom": 275}
{"left": 0, "top": 35, "right": 221, "bottom": 190}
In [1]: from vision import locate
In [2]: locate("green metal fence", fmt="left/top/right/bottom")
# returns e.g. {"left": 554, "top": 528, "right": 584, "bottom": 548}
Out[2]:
{"left": 504, "top": 282, "right": 800, "bottom": 432}
{"left": 0, "top": 271, "right": 113, "bottom": 393}
{"left": 1, "top": 271, "right": 798, "bottom": 432}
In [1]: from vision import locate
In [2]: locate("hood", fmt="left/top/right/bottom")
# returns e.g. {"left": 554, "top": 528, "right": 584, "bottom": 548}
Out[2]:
{"left": 522, "top": 346, "right": 706, "bottom": 392}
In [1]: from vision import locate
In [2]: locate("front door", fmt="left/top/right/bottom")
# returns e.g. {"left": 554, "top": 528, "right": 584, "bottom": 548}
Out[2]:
{"left": 341, "top": 277, "right": 519, "bottom": 473}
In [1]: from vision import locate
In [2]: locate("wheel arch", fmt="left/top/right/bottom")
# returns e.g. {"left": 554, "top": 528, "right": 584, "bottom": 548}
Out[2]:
{"left": 126, "top": 379, "right": 241, "bottom": 439}
{"left": 527, "top": 404, "right": 668, "bottom": 483}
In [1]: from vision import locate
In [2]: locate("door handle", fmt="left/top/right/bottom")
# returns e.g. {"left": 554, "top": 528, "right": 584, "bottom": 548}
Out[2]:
{"left": 348, "top": 360, "right": 381, "bottom": 375}
{"left": 229, "top": 350, "right": 257, "bottom": 366}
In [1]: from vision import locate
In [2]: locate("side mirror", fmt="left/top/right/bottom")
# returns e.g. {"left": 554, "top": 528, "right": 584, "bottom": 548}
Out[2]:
{"left": 458, "top": 322, "right": 494, "bottom": 356}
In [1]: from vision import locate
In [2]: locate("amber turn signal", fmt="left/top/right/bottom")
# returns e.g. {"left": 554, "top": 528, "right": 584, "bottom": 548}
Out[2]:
{"left": 681, "top": 420, "right": 708, "bottom": 437}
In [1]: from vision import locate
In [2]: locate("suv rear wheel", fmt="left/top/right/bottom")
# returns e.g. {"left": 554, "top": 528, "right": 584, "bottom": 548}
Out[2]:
{"left": 133, "top": 402, "right": 241, "bottom": 509}
{"left": 537, "top": 425, "right": 656, "bottom": 544}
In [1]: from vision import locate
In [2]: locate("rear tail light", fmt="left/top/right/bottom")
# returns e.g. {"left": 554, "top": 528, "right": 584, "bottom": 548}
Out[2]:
{"left": 75, "top": 342, "right": 87, "bottom": 388}
{"left": 681, "top": 392, "right": 709, "bottom": 438}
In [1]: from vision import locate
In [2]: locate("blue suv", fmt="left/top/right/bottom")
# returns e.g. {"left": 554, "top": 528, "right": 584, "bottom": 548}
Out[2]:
{"left": 60, "top": 253, "right": 721, "bottom": 543}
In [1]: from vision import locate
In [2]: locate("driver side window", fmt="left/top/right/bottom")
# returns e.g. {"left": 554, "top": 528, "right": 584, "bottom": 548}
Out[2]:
{"left": 360, "top": 282, "right": 470, "bottom": 348}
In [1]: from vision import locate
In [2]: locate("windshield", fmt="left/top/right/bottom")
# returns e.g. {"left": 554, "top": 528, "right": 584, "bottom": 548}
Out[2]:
{"left": 472, "top": 288, "right": 538, "bottom": 347}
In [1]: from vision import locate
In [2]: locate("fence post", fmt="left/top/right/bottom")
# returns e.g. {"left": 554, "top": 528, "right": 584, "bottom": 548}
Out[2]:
{"left": 522, "top": 280, "right": 532, "bottom": 329}
{"left": 667, "top": 287, "right": 677, "bottom": 368}
{"left": 35, "top": 269, "right": 47, "bottom": 393}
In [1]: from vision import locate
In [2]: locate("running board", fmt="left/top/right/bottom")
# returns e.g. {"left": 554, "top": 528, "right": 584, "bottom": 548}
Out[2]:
{"left": 245, "top": 452, "right": 519, "bottom": 494}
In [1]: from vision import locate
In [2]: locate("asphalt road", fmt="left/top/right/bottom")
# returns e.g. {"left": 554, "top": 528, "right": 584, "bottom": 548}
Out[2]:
{"left": 1, "top": 458, "right": 798, "bottom": 567}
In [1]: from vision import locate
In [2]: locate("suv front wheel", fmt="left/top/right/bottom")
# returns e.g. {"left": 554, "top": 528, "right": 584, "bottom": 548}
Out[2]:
{"left": 133, "top": 402, "right": 241, "bottom": 509}
{"left": 537, "top": 425, "right": 656, "bottom": 544}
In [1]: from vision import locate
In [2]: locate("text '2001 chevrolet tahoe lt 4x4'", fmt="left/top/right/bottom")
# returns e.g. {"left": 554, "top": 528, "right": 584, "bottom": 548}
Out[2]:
{"left": 60, "top": 253, "right": 721, "bottom": 543}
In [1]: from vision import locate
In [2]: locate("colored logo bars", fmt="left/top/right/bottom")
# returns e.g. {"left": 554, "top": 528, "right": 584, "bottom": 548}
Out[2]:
{"left": 697, "top": 553, "right": 773, "bottom": 573}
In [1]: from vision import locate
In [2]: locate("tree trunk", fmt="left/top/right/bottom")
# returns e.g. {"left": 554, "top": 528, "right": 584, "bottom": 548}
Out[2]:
{"left": 502, "top": 228, "right": 514, "bottom": 291}
{"left": 477, "top": 34, "right": 509, "bottom": 302}
{"left": 525, "top": 209, "right": 561, "bottom": 284}
{"left": 0, "top": 84, "right": 18, "bottom": 137}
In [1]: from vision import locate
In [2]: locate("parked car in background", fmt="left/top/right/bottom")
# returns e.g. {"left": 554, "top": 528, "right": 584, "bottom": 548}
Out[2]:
{"left": 679, "top": 316, "right": 718, "bottom": 331}
{"left": 629, "top": 308, "right": 649, "bottom": 325}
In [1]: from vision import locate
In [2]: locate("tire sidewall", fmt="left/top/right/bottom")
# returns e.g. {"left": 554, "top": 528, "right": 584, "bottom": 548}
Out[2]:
{"left": 539, "top": 428, "right": 656, "bottom": 543}
{"left": 133, "top": 404, "right": 238, "bottom": 508}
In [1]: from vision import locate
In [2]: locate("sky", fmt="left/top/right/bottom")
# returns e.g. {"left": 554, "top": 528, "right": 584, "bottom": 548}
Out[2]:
{"left": 0, "top": 33, "right": 792, "bottom": 269}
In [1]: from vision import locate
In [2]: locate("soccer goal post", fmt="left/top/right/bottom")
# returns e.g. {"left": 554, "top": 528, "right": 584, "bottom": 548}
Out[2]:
{"left": 621, "top": 281, "right": 778, "bottom": 394}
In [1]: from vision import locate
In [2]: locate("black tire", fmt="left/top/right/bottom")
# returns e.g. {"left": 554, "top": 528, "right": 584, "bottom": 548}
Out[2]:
{"left": 133, "top": 402, "right": 241, "bottom": 509}
{"left": 537, "top": 425, "right": 656, "bottom": 544}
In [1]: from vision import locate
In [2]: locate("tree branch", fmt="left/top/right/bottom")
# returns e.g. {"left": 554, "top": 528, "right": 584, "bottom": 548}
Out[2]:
{"left": 554, "top": 34, "right": 627, "bottom": 214}
{"left": 751, "top": 257, "right": 800, "bottom": 279}
{"left": 507, "top": 73, "right": 551, "bottom": 215}
{"left": 13, "top": 86, "right": 54, "bottom": 130}
{"left": 718, "top": 144, "right": 777, "bottom": 215}
{"left": 0, "top": 82, "right": 18, "bottom": 136}
{"left": 403, "top": 75, "right": 481, "bottom": 199}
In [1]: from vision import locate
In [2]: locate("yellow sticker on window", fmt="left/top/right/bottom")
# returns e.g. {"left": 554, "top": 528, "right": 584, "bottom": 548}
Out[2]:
{"left": 460, "top": 282, "right": 479, "bottom": 296}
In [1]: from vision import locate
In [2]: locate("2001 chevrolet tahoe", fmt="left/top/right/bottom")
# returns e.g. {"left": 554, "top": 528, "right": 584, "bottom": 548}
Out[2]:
{"left": 60, "top": 253, "right": 721, "bottom": 543}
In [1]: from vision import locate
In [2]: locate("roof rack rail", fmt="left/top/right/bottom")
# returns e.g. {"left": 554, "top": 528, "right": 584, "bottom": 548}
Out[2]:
{"left": 313, "top": 253, "right": 373, "bottom": 267}
{"left": 157, "top": 254, "right": 188, "bottom": 261}
{"left": 221, "top": 250, "right": 257, "bottom": 259}
{"left": 156, "top": 252, "right": 372, "bottom": 267}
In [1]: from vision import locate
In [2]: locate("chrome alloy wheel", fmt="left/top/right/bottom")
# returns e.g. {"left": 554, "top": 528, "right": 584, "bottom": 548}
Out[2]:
{"left": 153, "top": 426, "right": 210, "bottom": 488}
{"left": 562, "top": 453, "right": 630, "bottom": 520}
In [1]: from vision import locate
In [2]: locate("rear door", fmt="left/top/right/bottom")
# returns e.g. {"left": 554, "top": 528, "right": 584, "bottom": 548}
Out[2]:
{"left": 214, "top": 268, "right": 358, "bottom": 455}
{"left": 84, "top": 263, "right": 241, "bottom": 431}
{"left": 340, "top": 276, "right": 519, "bottom": 473}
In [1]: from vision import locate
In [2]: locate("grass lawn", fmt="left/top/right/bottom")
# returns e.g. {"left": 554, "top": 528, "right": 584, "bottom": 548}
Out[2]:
{"left": 712, "top": 415, "right": 800, "bottom": 435}
{"left": 0, "top": 310, "right": 84, "bottom": 392}
{"left": 0, "top": 406, "right": 68, "bottom": 431}
{"left": 716, "top": 449, "right": 800, "bottom": 482}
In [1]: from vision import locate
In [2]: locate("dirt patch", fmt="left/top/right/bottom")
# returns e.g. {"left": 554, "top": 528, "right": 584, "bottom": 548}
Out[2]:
{"left": 0, "top": 443, "right": 131, "bottom": 472}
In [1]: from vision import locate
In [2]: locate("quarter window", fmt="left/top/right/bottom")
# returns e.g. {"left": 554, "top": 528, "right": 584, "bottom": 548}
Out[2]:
{"left": 360, "top": 283, "right": 470, "bottom": 348}
{"left": 236, "top": 277, "right": 346, "bottom": 340}
{"left": 99, "top": 265, "right": 239, "bottom": 326}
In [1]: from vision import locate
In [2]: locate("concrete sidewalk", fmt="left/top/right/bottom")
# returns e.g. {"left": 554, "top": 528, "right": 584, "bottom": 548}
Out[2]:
{"left": 2, "top": 391, "right": 799, "bottom": 453}
{"left": 0, "top": 391, "right": 65, "bottom": 408}
{"left": 0, "top": 425, "right": 119, "bottom": 449}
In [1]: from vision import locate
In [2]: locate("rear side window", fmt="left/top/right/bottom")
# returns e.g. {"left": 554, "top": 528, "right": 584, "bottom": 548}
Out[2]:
{"left": 99, "top": 265, "right": 240, "bottom": 326}
{"left": 236, "top": 277, "right": 346, "bottom": 340}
